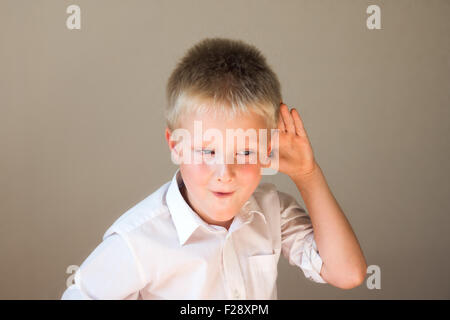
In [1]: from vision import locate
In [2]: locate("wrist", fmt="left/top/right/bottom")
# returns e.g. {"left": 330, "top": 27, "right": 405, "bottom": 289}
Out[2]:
{"left": 289, "top": 161, "right": 321, "bottom": 183}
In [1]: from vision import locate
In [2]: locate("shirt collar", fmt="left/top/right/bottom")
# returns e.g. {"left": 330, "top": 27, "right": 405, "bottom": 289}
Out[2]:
{"left": 165, "top": 168, "right": 267, "bottom": 246}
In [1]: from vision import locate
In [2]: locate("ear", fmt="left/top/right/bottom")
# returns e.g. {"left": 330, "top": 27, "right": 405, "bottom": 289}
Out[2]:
{"left": 165, "top": 127, "right": 182, "bottom": 164}
{"left": 267, "top": 142, "right": 272, "bottom": 157}
{"left": 266, "top": 129, "right": 277, "bottom": 156}
{"left": 259, "top": 136, "right": 272, "bottom": 169}
{"left": 165, "top": 127, "right": 174, "bottom": 150}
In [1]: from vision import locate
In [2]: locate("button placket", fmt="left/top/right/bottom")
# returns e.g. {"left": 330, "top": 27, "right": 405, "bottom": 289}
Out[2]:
{"left": 222, "top": 233, "right": 246, "bottom": 300}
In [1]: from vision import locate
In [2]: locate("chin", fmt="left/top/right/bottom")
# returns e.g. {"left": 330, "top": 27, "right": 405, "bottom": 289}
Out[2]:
{"left": 212, "top": 211, "right": 237, "bottom": 221}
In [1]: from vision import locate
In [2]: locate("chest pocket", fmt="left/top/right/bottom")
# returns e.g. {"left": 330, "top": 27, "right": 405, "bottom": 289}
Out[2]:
{"left": 246, "top": 252, "right": 279, "bottom": 299}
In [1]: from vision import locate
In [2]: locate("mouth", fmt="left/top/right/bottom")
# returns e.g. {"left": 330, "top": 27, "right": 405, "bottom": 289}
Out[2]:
{"left": 212, "top": 191, "right": 235, "bottom": 198}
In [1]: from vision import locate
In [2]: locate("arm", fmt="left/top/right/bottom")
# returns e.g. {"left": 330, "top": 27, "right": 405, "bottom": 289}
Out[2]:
{"left": 61, "top": 233, "right": 144, "bottom": 299}
{"left": 268, "top": 102, "right": 367, "bottom": 289}
{"left": 290, "top": 162, "right": 367, "bottom": 289}
{"left": 278, "top": 188, "right": 327, "bottom": 284}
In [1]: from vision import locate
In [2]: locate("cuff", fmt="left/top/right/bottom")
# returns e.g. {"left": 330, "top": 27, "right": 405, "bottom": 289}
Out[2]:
{"left": 299, "top": 234, "right": 327, "bottom": 284}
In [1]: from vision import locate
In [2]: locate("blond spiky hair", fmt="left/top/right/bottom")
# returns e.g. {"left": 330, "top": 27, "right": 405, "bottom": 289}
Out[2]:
{"left": 165, "top": 37, "right": 282, "bottom": 131}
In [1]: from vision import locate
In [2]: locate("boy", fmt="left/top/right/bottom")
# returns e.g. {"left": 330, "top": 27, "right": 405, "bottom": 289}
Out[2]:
{"left": 61, "top": 38, "right": 367, "bottom": 300}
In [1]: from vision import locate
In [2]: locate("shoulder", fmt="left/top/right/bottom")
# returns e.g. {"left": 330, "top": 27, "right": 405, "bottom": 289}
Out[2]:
{"left": 253, "top": 181, "right": 278, "bottom": 195}
{"left": 250, "top": 181, "right": 280, "bottom": 212}
{"left": 102, "top": 180, "right": 172, "bottom": 240}
{"left": 253, "top": 182, "right": 305, "bottom": 212}
{"left": 253, "top": 182, "right": 289, "bottom": 205}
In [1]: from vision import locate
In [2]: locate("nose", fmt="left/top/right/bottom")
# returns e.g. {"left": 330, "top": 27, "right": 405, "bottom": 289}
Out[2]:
{"left": 215, "top": 163, "right": 234, "bottom": 183}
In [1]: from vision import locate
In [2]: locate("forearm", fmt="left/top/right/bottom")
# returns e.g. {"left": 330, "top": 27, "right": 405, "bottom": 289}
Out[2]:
{"left": 290, "top": 162, "right": 367, "bottom": 289}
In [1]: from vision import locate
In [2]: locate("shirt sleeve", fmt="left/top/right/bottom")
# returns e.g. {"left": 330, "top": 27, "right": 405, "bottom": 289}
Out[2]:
{"left": 278, "top": 190, "right": 327, "bottom": 284}
{"left": 61, "top": 232, "right": 145, "bottom": 300}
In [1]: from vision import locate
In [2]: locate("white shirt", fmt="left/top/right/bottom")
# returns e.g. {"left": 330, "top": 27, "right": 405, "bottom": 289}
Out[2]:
{"left": 61, "top": 168, "right": 326, "bottom": 300}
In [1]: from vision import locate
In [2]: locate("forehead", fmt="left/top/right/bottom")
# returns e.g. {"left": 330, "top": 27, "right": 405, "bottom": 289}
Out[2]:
{"left": 176, "top": 110, "right": 268, "bottom": 148}
{"left": 179, "top": 108, "right": 268, "bottom": 132}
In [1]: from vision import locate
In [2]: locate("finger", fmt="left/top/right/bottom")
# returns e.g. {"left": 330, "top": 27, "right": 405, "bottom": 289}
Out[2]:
{"left": 281, "top": 104, "right": 295, "bottom": 134}
{"left": 291, "top": 108, "right": 308, "bottom": 138}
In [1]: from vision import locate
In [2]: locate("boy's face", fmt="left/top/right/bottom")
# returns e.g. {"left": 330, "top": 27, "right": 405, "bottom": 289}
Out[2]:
{"left": 165, "top": 108, "right": 272, "bottom": 230}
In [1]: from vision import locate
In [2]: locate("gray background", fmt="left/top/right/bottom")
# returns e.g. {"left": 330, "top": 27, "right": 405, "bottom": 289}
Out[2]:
{"left": 1, "top": 0, "right": 449, "bottom": 299}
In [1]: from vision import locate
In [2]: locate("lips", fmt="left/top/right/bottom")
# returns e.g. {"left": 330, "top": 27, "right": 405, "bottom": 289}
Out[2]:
{"left": 212, "top": 191, "right": 234, "bottom": 198}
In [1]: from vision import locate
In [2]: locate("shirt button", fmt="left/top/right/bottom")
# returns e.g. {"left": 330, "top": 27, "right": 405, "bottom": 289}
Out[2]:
{"left": 233, "top": 289, "right": 240, "bottom": 299}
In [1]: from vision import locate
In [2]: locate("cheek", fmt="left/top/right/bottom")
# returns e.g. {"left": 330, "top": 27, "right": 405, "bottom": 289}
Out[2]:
{"left": 235, "top": 165, "right": 261, "bottom": 187}
{"left": 180, "top": 163, "right": 211, "bottom": 188}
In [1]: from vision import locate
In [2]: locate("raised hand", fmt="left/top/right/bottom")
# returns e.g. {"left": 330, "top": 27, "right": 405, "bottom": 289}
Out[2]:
{"left": 264, "top": 102, "right": 318, "bottom": 179}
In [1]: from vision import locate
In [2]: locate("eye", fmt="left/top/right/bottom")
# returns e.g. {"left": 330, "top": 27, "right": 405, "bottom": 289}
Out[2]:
{"left": 195, "top": 149, "right": 215, "bottom": 155}
{"left": 237, "top": 150, "right": 253, "bottom": 156}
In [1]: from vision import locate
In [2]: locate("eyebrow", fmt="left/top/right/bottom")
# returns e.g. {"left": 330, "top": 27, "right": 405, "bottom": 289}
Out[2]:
{"left": 191, "top": 137, "right": 260, "bottom": 148}
{"left": 191, "top": 144, "right": 259, "bottom": 151}
{"left": 192, "top": 140, "right": 215, "bottom": 147}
